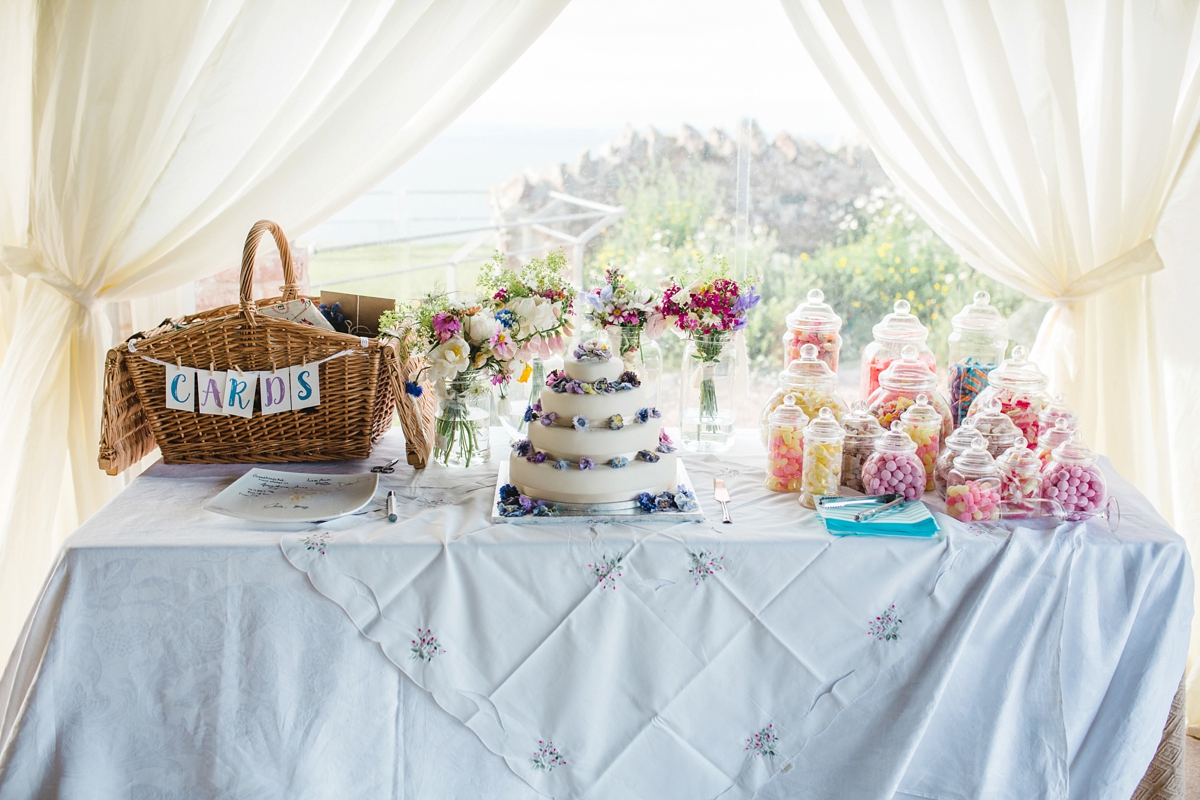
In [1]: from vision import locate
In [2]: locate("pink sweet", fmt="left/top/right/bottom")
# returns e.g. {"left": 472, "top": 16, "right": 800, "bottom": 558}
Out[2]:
{"left": 945, "top": 480, "right": 1001, "bottom": 522}
{"left": 860, "top": 451, "right": 925, "bottom": 501}
{"left": 1039, "top": 462, "right": 1106, "bottom": 519}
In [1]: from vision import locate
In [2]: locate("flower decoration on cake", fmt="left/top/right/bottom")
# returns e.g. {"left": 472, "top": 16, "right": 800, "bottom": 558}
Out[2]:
{"left": 572, "top": 415, "right": 589, "bottom": 430}
{"left": 637, "top": 449, "right": 659, "bottom": 463}
{"left": 552, "top": 458, "right": 570, "bottom": 470}
{"left": 659, "top": 429, "right": 673, "bottom": 445}
{"left": 538, "top": 411, "right": 557, "bottom": 427}
{"left": 544, "top": 369, "right": 637, "bottom": 396}
{"left": 523, "top": 400, "right": 542, "bottom": 423}
{"left": 578, "top": 457, "right": 595, "bottom": 470}
{"left": 572, "top": 339, "right": 612, "bottom": 362}
{"left": 635, "top": 408, "right": 651, "bottom": 424}
{"left": 673, "top": 486, "right": 699, "bottom": 511}
{"left": 478, "top": 250, "right": 576, "bottom": 362}
{"left": 607, "top": 456, "right": 627, "bottom": 468}
{"left": 656, "top": 442, "right": 676, "bottom": 454}
{"left": 635, "top": 486, "right": 695, "bottom": 513}
{"left": 608, "top": 414, "right": 624, "bottom": 430}
{"left": 497, "top": 484, "right": 553, "bottom": 517}
{"left": 526, "top": 451, "right": 546, "bottom": 464}
{"left": 512, "top": 439, "right": 533, "bottom": 457}
{"left": 617, "top": 371, "right": 640, "bottom": 387}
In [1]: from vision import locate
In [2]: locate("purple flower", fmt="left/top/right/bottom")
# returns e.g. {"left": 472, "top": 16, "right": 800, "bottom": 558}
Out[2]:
{"left": 512, "top": 439, "right": 533, "bottom": 457}
{"left": 656, "top": 442, "right": 675, "bottom": 454}
{"left": 618, "top": 371, "right": 641, "bottom": 387}
{"left": 579, "top": 457, "right": 595, "bottom": 470}
{"left": 518, "top": 495, "right": 536, "bottom": 511}
{"left": 635, "top": 408, "right": 650, "bottom": 424}
{"left": 526, "top": 451, "right": 546, "bottom": 464}
{"left": 552, "top": 458, "right": 570, "bottom": 470}
{"left": 637, "top": 492, "right": 657, "bottom": 512}
{"left": 650, "top": 408, "right": 662, "bottom": 419}
{"left": 524, "top": 400, "right": 542, "bottom": 423}
{"left": 499, "top": 484, "right": 520, "bottom": 502}
{"left": 609, "top": 456, "right": 628, "bottom": 469}
{"left": 654, "top": 493, "right": 674, "bottom": 511}
{"left": 637, "top": 450, "right": 659, "bottom": 463}
{"left": 539, "top": 411, "right": 558, "bottom": 427}
{"left": 431, "top": 312, "right": 461, "bottom": 342}
{"left": 567, "top": 381, "right": 585, "bottom": 395}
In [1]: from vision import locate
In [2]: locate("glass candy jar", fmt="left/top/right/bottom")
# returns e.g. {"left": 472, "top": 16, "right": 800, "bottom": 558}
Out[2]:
{"left": 1036, "top": 394, "right": 1077, "bottom": 444}
{"left": 759, "top": 343, "right": 848, "bottom": 444}
{"left": 935, "top": 419, "right": 984, "bottom": 499}
{"left": 681, "top": 331, "right": 738, "bottom": 453}
{"left": 841, "top": 400, "right": 885, "bottom": 493}
{"left": 967, "top": 345, "right": 1050, "bottom": 447}
{"left": 867, "top": 345, "right": 953, "bottom": 438}
{"left": 800, "top": 407, "right": 845, "bottom": 508}
{"left": 765, "top": 394, "right": 809, "bottom": 493}
{"left": 434, "top": 371, "right": 492, "bottom": 467}
{"left": 861, "top": 422, "right": 926, "bottom": 501}
{"left": 860, "top": 299, "right": 937, "bottom": 399}
{"left": 996, "top": 437, "right": 1043, "bottom": 502}
{"left": 784, "top": 288, "right": 843, "bottom": 372}
{"left": 606, "top": 324, "right": 663, "bottom": 408}
{"left": 899, "top": 394, "right": 942, "bottom": 492}
{"left": 945, "top": 439, "right": 1003, "bottom": 522}
{"left": 947, "top": 291, "right": 1009, "bottom": 426}
{"left": 969, "top": 397, "right": 1022, "bottom": 458}
{"left": 1038, "top": 431, "right": 1107, "bottom": 521}
{"left": 1034, "top": 417, "right": 1076, "bottom": 469}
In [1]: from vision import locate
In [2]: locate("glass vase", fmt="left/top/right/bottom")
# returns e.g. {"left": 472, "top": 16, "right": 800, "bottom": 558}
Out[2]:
{"left": 496, "top": 358, "right": 545, "bottom": 440}
{"left": 606, "top": 325, "right": 662, "bottom": 408}
{"left": 680, "top": 331, "right": 737, "bottom": 453}
{"left": 434, "top": 371, "right": 491, "bottom": 467}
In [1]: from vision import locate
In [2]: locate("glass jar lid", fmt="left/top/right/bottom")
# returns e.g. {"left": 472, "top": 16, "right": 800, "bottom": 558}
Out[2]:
{"left": 1038, "top": 417, "right": 1075, "bottom": 451}
{"left": 944, "top": 417, "right": 984, "bottom": 452}
{"left": 970, "top": 398, "right": 1021, "bottom": 441}
{"left": 951, "top": 290, "right": 1009, "bottom": 335}
{"left": 874, "top": 421, "right": 918, "bottom": 454}
{"left": 997, "top": 436, "right": 1040, "bottom": 473}
{"left": 879, "top": 345, "right": 938, "bottom": 393}
{"left": 842, "top": 399, "right": 885, "bottom": 439}
{"left": 1050, "top": 429, "right": 1098, "bottom": 466}
{"left": 804, "top": 406, "right": 845, "bottom": 441}
{"left": 785, "top": 288, "right": 842, "bottom": 333}
{"left": 778, "top": 343, "right": 839, "bottom": 392}
{"left": 953, "top": 438, "right": 1000, "bottom": 477}
{"left": 872, "top": 299, "right": 930, "bottom": 344}
{"left": 900, "top": 393, "right": 942, "bottom": 426}
{"left": 987, "top": 345, "right": 1049, "bottom": 392}
{"left": 769, "top": 394, "right": 810, "bottom": 427}
{"left": 1038, "top": 393, "right": 1078, "bottom": 429}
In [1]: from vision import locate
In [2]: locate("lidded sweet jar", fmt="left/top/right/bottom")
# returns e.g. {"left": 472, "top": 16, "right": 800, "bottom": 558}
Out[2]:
{"left": 860, "top": 299, "right": 937, "bottom": 399}
{"left": 765, "top": 394, "right": 809, "bottom": 493}
{"left": 800, "top": 407, "right": 845, "bottom": 508}
{"left": 935, "top": 418, "right": 984, "bottom": 499}
{"left": 1037, "top": 394, "right": 1077, "bottom": 443}
{"left": 759, "top": 343, "right": 848, "bottom": 445}
{"left": 945, "top": 439, "right": 1003, "bottom": 522}
{"left": 860, "top": 422, "right": 926, "bottom": 501}
{"left": 947, "top": 291, "right": 1008, "bottom": 426}
{"left": 1034, "top": 417, "right": 1076, "bottom": 468}
{"left": 899, "top": 394, "right": 942, "bottom": 492}
{"left": 867, "top": 345, "right": 952, "bottom": 437}
{"left": 966, "top": 345, "right": 1050, "bottom": 446}
{"left": 1037, "top": 430, "right": 1106, "bottom": 521}
{"left": 841, "top": 400, "right": 885, "bottom": 493}
{"left": 996, "top": 436, "right": 1042, "bottom": 502}
{"left": 969, "top": 397, "right": 1022, "bottom": 458}
{"left": 784, "top": 288, "right": 843, "bottom": 371}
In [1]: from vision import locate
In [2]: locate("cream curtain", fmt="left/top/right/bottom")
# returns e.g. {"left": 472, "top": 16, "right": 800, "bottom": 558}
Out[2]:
{"left": 0, "top": 0, "right": 569, "bottom": 663}
{"left": 777, "top": 0, "right": 1200, "bottom": 723}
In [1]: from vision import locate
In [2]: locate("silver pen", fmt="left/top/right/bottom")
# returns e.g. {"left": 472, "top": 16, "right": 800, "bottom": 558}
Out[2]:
{"left": 387, "top": 490, "right": 397, "bottom": 522}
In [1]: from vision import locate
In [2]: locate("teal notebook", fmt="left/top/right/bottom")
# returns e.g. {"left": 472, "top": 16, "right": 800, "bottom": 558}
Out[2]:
{"left": 815, "top": 499, "right": 940, "bottom": 537}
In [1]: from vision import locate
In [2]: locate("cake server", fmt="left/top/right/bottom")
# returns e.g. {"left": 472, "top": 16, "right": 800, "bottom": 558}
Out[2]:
{"left": 713, "top": 479, "right": 732, "bottom": 524}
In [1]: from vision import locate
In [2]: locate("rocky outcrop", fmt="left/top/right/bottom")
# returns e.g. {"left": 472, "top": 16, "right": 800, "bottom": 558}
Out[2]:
{"left": 490, "top": 121, "right": 891, "bottom": 256}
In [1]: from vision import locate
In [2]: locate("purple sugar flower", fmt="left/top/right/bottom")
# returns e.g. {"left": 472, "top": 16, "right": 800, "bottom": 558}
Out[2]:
{"left": 579, "top": 457, "right": 595, "bottom": 470}
{"left": 617, "top": 371, "right": 641, "bottom": 387}
{"left": 552, "top": 458, "right": 570, "bottom": 470}
{"left": 539, "top": 411, "right": 558, "bottom": 426}
{"left": 637, "top": 450, "right": 659, "bottom": 463}
{"left": 609, "top": 456, "right": 628, "bottom": 469}
{"left": 512, "top": 439, "right": 533, "bottom": 457}
{"left": 526, "top": 451, "right": 546, "bottom": 464}
{"left": 635, "top": 408, "right": 650, "bottom": 424}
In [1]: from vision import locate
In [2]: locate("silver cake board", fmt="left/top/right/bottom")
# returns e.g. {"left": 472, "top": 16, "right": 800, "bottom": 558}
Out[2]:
{"left": 491, "top": 460, "right": 706, "bottom": 524}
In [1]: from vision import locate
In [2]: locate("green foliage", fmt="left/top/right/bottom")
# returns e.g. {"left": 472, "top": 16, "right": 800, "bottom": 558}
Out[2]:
{"left": 479, "top": 249, "right": 574, "bottom": 301}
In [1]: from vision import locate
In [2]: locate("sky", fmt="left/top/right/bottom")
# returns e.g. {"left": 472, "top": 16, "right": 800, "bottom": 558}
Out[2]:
{"left": 305, "top": 0, "right": 859, "bottom": 246}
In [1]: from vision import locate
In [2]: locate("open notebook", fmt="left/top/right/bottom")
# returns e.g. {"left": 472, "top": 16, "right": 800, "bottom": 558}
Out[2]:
{"left": 815, "top": 498, "right": 940, "bottom": 537}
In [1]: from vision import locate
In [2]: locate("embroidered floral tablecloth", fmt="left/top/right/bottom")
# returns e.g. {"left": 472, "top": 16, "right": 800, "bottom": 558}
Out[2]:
{"left": 0, "top": 430, "right": 1189, "bottom": 800}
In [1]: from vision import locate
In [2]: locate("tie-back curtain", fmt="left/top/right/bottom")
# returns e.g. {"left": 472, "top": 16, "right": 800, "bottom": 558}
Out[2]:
{"left": 777, "top": 0, "right": 1200, "bottom": 724}
{"left": 0, "top": 0, "right": 569, "bottom": 664}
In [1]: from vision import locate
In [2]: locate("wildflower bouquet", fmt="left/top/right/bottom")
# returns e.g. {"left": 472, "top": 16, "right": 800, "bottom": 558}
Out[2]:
{"left": 478, "top": 250, "right": 576, "bottom": 362}
{"left": 583, "top": 266, "right": 663, "bottom": 361}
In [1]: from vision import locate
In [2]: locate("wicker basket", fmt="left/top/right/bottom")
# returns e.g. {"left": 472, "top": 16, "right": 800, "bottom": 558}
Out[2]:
{"left": 98, "top": 220, "right": 436, "bottom": 473}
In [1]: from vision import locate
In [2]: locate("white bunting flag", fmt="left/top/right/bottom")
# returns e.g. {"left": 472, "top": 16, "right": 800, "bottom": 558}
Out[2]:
{"left": 224, "top": 371, "right": 257, "bottom": 418}
{"left": 197, "top": 370, "right": 227, "bottom": 415}
{"left": 290, "top": 363, "right": 321, "bottom": 410}
{"left": 164, "top": 365, "right": 196, "bottom": 411}
{"left": 259, "top": 370, "right": 292, "bottom": 414}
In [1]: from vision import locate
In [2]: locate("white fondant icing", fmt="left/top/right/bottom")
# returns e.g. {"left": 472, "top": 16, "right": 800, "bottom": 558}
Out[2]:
{"left": 510, "top": 452, "right": 678, "bottom": 504}
{"left": 540, "top": 384, "right": 651, "bottom": 419}
{"left": 562, "top": 356, "right": 624, "bottom": 383}
{"left": 527, "top": 421, "right": 659, "bottom": 460}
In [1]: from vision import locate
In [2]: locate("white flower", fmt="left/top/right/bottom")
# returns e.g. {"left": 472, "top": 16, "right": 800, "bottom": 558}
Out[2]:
{"left": 425, "top": 336, "right": 470, "bottom": 382}
{"left": 511, "top": 296, "right": 559, "bottom": 337}
{"left": 464, "top": 311, "right": 499, "bottom": 344}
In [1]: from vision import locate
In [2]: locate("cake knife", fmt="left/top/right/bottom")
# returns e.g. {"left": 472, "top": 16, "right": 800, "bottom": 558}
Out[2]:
{"left": 713, "top": 479, "right": 732, "bottom": 524}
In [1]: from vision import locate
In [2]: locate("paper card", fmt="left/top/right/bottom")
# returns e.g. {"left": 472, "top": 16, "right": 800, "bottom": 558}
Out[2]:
{"left": 318, "top": 291, "right": 395, "bottom": 336}
{"left": 224, "top": 371, "right": 257, "bottom": 418}
{"left": 259, "top": 370, "right": 292, "bottom": 414}
{"left": 290, "top": 363, "right": 321, "bottom": 409}
{"left": 164, "top": 365, "right": 195, "bottom": 411}
{"left": 197, "top": 370, "right": 226, "bottom": 415}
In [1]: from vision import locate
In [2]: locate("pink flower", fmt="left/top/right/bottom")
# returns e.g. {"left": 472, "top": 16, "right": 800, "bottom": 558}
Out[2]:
{"left": 490, "top": 329, "right": 515, "bottom": 359}
{"left": 432, "top": 312, "right": 461, "bottom": 343}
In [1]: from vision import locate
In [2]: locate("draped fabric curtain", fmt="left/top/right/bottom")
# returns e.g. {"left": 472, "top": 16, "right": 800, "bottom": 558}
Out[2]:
{"left": 0, "top": 0, "right": 569, "bottom": 662}
{"left": 777, "top": 0, "right": 1200, "bottom": 722}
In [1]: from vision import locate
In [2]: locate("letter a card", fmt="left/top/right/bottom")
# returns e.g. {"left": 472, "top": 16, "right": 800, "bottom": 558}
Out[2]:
{"left": 164, "top": 364, "right": 195, "bottom": 411}
{"left": 258, "top": 369, "right": 292, "bottom": 414}
{"left": 224, "top": 371, "right": 257, "bottom": 418}
{"left": 290, "top": 363, "right": 321, "bottom": 409}
{"left": 197, "top": 370, "right": 227, "bottom": 415}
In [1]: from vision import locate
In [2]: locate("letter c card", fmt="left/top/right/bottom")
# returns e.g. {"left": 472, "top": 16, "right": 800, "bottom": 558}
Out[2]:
{"left": 164, "top": 364, "right": 195, "bottom": 411}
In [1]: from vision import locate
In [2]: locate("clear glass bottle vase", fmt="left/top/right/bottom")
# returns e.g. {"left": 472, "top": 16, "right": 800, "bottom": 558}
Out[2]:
{"left": 495, "top": 358, "right": 545, "bottom": 440}
{"left": 680, "top": 331, "right": 737, "bottom": 453}
{"left": 434, "top": 371, "right": 491, "bottom": 467}
{"left": 606, "top": 325, "right": 662, "bottom": 408}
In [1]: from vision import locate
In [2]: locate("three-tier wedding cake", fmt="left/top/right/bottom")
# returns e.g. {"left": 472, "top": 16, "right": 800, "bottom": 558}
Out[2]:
{"left": 508, "top": 341, "right": 677, "bottom": 505}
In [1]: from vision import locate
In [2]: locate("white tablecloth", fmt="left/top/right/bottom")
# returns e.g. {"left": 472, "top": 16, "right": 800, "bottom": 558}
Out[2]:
{"left": 0, "top": 430, "right": 1190, "bottom": 800}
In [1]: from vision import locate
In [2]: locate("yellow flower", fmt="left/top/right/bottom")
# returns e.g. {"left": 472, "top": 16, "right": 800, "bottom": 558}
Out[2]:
{"left": 907, "top": 290, "right": 915, "bottom": 300}
{"left": 800, "top": 252, "right": 809, "bottom": 260}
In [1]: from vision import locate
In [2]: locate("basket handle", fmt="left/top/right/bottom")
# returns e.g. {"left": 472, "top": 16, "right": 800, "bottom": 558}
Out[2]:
{"left": 240, "top": 220, "right": 300, "bottom": 324}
